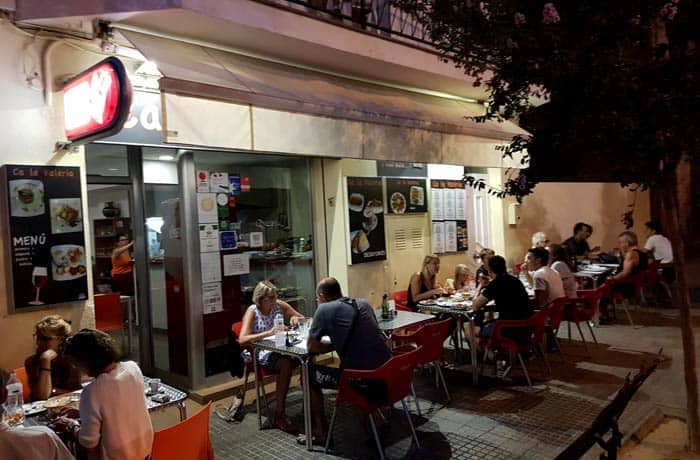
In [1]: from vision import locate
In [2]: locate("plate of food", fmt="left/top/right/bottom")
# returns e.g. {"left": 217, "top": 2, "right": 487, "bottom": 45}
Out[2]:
{"left": 350, "top": 229, "right": 370, "bottom": 254}
{"left": 390, "top": 192, "right": 407, "bottom": 214}
{"left": 9, "top": 179, "right": 45, "bottom": 217}
{"left": 364, "top": 198, "right": 383, "bottom": 214}
{"left": 43, "top": 394, "right": 74, "bottom": 415}
{"left": 22, "top": 400, "right": 47, "bottom": 416}
{"left": 409, "top": 186, "right": 424, "bottom": 207}
{"left": 349, "top": 193, "right": 364, "bottom": 212}
{"left": 51, "top": 245, "right": 87, "bottom": 281}
{"left": 50, "top": 198, "right": 82, "bottom": 234}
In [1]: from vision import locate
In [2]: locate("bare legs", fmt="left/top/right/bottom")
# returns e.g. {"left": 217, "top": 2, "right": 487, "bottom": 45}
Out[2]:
{"left": 274, "top": 357, "right": 297, "bottom": 432}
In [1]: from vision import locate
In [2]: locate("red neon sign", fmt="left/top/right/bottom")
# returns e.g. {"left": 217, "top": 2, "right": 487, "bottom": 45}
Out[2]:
{"left": 63, "top": 57, "right": 132, "bottom": 144}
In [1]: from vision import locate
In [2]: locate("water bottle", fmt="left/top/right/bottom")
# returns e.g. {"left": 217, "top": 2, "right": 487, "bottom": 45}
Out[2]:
{"left": 274, "top": 313, "right": 285, "bottom": 346}
{"left": 381, "top": 292, "right": 390, "bottom": 319}
{"left": 4, "top": 372, "right": 25, "bottom": 427}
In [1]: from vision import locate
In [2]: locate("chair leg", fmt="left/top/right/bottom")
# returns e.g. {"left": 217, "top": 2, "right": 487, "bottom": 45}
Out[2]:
{"left": 368, "top": 412, "right": 386, "bottom": 460}
{"left": 575, "top": 323, "right": 590, "bottom": 354}
{"left": 401, "top": 399, "right": 421, "bottom": 449}
{"left": 621, "top": 300, "right": 635, "bottom": 328}
{"left": 240, "top": 368, "right": 250, "bottom": 407}
{"left": 536, "top": 344, "right": 551, "bottom": 376}
{"left": 517, "top": 353, "right": 532, "bottom": 387}
{"left": 586, "top": 321, "right": 598, "bottom": 344}
{"left": 325, "top": 406, "right": 338, "bottom": 453}
{"left": 410, "top": 381, "right": 421, "bottom": 416}
{"left": 552, "top": 337, "right": 566, "bottom": 363}
{"left": 567, "top": 322, "right": 572, "bottom": 342}
{"left": 434, "top": 362, "right": 451, "bottom": 402}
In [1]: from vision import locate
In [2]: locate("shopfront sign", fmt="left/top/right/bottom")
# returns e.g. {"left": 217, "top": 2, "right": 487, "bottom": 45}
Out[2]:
{"left": 63, "top": 57, "right": 132, "bottom": 145}
{"left": 346, "top": 177, "right": 386, "bottom": 264}
{"left": 102, "top": 90, "right": 163, "bottom": 145}
{"left": 1, "top": 165, "right": 87, "bottom": 312}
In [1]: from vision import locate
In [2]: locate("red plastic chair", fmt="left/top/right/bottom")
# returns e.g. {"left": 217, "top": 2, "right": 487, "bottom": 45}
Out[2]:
{"left": 480, "top": 309, "right": 549, "bottom": 386}
{"left": 14, "top": 367, "right": 31, "bottom": 402}
{"left": 544, "top": 297, "right": 569, "bottom": 359}
{"left": 564, "top": 287, "right": 604, "bottom": 352}
{"left": 325, "top": 346, "right": 422, "bottom": 460}
{"left": 94, "top": 293, "right": 124, "bottom": 333}
{"left": 393, "top": 318, "right": 452, "bottom": 412}
{"left": 152, "top": 402, "right": 214, "bottom": 460}
{"left": 231, "top": 321, "right": 277, "bottom": 429}
{"left": 606, "top": 271, "right": 645, "bottom": 327}
{"left": 391, "top": 290, "right": 411, "bottom": 312}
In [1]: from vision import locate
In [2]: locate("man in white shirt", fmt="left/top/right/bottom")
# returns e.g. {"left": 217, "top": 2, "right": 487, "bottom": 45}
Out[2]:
{"left": 644, "top": 220, "right": 675, "bottom": 284}
{"left": 0, "top": 369, "right": 74, "bottom": 460}
{"left": 526, "top": 247, "right": 566, "bottom": 308}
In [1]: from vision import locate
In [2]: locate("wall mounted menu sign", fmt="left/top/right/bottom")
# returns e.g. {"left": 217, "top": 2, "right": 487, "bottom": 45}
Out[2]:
{"left": 346, "top": 177, "right": 386, "bottom": 264}
{"left": 377, "top": 161, "right": 427, "bottom": 177}
{"left": 430, "top": 179, "right": 468, "bottom": 253}
{"left": 2, "top": 165, "right": 87, "bottom": 312}
{"left": 386, "top": 178, "right": 428, "bottom": 214}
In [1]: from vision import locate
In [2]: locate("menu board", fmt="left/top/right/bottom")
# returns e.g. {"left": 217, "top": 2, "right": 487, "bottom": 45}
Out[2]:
{"left": 2, "top": 165, "right": 87, "bottom": 312}
{"left": 377, "top": 160, "right": 427, "bottom": 177}
{"left": 385, "top": 178, "right": 428, "bottom": 214}
{"left": 430, "top": 179, "right": 468, "bottom": 253}
{"left": 346, "top": 177, "right": 386, "bottom": 264}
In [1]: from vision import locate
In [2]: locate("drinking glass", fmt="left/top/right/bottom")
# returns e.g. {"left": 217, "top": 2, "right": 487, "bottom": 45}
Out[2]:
{"left": 29, "top": 267, "right": 48, "bottom": 305}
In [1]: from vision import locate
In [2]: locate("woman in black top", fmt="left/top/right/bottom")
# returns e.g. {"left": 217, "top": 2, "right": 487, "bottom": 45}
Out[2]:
{"left": 407, "top": 254, "right": 445, "bottom": 310}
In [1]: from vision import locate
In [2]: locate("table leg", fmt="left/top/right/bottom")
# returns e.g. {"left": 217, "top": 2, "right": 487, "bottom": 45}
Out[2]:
{"left": 253, "top": 354, "right": 262, "bottom": 430}
{"left": 469, "top": 317, "right": 478, "bottom": 385}
{"left": 177, "top": 401, "right": 187, "bottom": 421}
{"left": 456, "top": 316, "right": 464, "bottom": 362}
{"left": 301, "top": 360, "right": 313, "bottom": 451}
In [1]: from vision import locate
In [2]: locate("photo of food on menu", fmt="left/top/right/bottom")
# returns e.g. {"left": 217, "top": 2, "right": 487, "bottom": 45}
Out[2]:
{"left": 385, "top": 178, "right": 428, "bottom": 214}
{"left": 346, "top": 177, "right": 386, "bottom": 264}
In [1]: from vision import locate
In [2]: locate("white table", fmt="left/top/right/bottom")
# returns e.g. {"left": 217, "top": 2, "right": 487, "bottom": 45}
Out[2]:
{"left": 574, "top": 265, "right": 615, "bottom": 288}
{"left": 374, "top": 310, "right": 433, "bottom": 335}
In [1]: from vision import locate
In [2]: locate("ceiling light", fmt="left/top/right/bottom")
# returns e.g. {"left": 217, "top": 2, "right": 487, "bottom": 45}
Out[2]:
{"left": 159, "top": 154, "right": 175, "bottom": 161}
{"left": 107, "top": 168, "right": 120, "bottom": 171}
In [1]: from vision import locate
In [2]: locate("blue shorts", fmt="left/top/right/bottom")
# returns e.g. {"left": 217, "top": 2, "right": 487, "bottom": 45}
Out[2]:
{"left": 481, "top": 322, "right": 495, "bottom": 338}
{"left": 309, "top": 364, "right": 341, "bottom": 391}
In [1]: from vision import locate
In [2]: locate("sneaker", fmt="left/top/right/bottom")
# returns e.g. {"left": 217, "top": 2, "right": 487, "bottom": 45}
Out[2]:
{"left": 496, "top": 361, "right": 511, "bottom": 378}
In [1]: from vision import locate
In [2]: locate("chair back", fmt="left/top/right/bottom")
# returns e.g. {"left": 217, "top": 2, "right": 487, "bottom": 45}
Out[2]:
{"left": 14, "top": 367, "right": 31, "bottom": 402}
{"left": 94, "top": 292, "right": 123, "bottom": 332}
{"left": 337, "top": 345, "right": 420, "bottom": 413}
{"left": 547, "top": 297, "right": 568, "bottom": 331}
{"left": 412, "top": 318, "right": 452, "bottom": 365}
{"left": 152, "top": 402, "right": 214, "bottom": 460}
{"left": 529, "top": 308, "right": 548, "bottom": 345}
{"left": 391, "top": 290, "right": 410, "bottom": 311}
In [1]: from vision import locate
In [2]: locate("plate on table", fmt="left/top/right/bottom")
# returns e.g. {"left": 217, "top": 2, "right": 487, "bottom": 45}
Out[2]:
{"left": 23, "top": 401, "right": 47, "bottom": 416}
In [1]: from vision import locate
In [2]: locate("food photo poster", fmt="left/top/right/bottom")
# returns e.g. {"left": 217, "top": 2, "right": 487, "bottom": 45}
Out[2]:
{"left": 346, "top": 177, "right": 387, "bottom": 264}
{"left": 385, "top": 178, "right": 428, "bottom": 214}
{"left": 2, "top": 165, "right": 87, "bottom": 312}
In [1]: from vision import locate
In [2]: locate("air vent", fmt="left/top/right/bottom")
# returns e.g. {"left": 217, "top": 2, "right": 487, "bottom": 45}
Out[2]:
{"left": 394, "top": 228, "right": 408, "bottom": 251}
{"left": 411, "top": 227, "right": 423, "bottom": 249}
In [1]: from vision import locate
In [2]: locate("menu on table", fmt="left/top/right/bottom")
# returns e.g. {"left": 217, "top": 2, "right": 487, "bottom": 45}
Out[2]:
{"left": 346, "top": 177, "right": 386, "bottom": 264}
{"left": 385, "top": 178, "right": 428, "bottom": 214}
{"left": 2, "top": 165, "right": 87, "bottom": 312}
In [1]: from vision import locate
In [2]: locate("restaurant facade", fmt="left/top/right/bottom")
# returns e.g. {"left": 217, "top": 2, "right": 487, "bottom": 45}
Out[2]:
{"left": 0, "top": 3, "right": 651, "bottom": 392}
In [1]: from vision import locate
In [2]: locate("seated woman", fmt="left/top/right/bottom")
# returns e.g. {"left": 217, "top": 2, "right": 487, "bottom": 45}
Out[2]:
{"left": 62, "top": 329, "right": 153, "bottom": 460}
{"left": 600, "top": 231, "right": 648, "bottom": 323}
{"left": 407, "top": 254, "right": 446, "bottom": 310}
{"left": 24, "top": 315, "right": 81, "bottom": 401}
{"left": 445, "top": 264, "right": 471, "bottom": 294}
{"left": 238, "top": 281, "right": 304, "bottom": 434}
{"left": 549, "top": 244, "right": 577, "bottom": 299}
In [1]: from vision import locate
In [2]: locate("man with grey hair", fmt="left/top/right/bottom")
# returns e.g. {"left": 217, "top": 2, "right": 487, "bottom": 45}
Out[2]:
{"left": 600, "top": 231, "right": 648, "bottom": 323}
{"left": 0, "top": 369, "right": 74, "bottom": 459}
{"left": 303, "top": 277, "right": 391, "bottom": 445}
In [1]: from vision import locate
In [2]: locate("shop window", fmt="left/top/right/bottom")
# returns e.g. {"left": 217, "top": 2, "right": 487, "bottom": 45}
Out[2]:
{"left": 85, "top": 144, "right": 129, "bottom": 177}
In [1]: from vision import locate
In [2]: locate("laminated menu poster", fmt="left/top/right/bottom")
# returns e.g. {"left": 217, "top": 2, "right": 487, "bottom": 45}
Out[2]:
{"left": 2, "top": 165, "right": 87, "bottom": 312}
{"left": 346, "top": 177, "right": 386, "bottom": 264}
{"left": 386, "top": 178, "right": 428, "bottom": 214}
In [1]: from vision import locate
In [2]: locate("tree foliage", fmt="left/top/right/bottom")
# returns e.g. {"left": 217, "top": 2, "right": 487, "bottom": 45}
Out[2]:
{"left": 395, "top": 0, "right": 700, "bottom": 199}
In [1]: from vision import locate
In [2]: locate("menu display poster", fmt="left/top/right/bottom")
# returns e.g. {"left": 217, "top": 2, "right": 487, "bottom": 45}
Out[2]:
{"left": 346, "top": 177, "right": 386, "bottom": 265}
{"left": 444, "top": 221, "right": 457, "bottom": 252}
{"left": 385, "top": 178, "right": 428, "bottom": 214}
{"left": 455, "top": 188, "right": 467, "bottom": 221}
{"left": 457, "top": 220, "right": 469, "bottom": 252}
{"left": 197, "top": 193, "right": 218, "bottom": 223}
{"left": 202, "top": 282, "right": 223, "bottom": 314}
{"left": 432, "top": 221, "right": 445, "bottom": 254}
{"left": 210, "top": 172, "right": 230, "bottom": 194}
{"left": 2, "top": 165, "right": 88, "bottom": 311}
{"left": 430, "top": 183, "right": 444, "bottom": 221}
{"left": 223, "top": 253, "right": 250, "bottom": 276}
{"left": 200, "top": 251, "right": 222, "bottom": 283}
{"left": 196, "top": 171, "right": 210, "bottom": 193}
{"left": 443, "top": 188, "right": 456, "bottom": 220}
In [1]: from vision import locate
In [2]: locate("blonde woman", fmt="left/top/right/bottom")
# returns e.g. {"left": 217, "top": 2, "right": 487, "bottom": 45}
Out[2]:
{"left": 445, "top": 264, "right": 471, "bottom": 293}
{"left": 24, "top": 315, "right": 81, "bottom": 401}
{"left": 238, "top": 281, "right": 304, "bottom": 434}
{"left": 407, "top": 254, "right": 446, "bottom": 310}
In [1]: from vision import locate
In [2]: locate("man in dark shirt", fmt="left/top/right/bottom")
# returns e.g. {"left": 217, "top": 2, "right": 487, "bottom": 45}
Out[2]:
{"left": 471, "top": 255, "right": 533, "bottom": 338}
{"left": 563, "top": 222, "right": 600, "bottom": 259}
{"left": 305, "top": 277, "right": 391, "bottom": 444}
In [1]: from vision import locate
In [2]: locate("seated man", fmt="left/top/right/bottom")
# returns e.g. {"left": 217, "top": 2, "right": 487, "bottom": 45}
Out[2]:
{"left": 600, "top": 231, "right": 649, "bottom": 323}
{"left": 471, "top": 255, "right": 533, "bottom": 339}
{"left": 526, "top": 247, "right": 565, "bottom": 308}
{"left": 563, "top": 222, "right": 601, "bottom": 260}
{"left": 305, "top": 277, "right": 392, "bottom": 444}
{"left": 0, "top": 369, "right": 74, "bottom": 460}
{"left": 644, "top": 220, "right": 675, "bottom": 284}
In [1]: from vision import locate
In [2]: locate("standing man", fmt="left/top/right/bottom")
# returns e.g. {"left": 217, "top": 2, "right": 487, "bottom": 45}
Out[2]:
{"left": 563, "top": 222, "right": 600, "bottom": 259}
{"left": 304, "top": 277, "right": 392, "bottom": 445}
{"left": 526, "top": 247, "right": 566, "bottom": 308}
{"left": 644, "top": 221, "right": 675, "bottom": 283}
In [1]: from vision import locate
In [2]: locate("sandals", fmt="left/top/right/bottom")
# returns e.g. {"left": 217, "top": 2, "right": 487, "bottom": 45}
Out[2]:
{"left": 296, "top": 433, "right": 327, "bottom": 446}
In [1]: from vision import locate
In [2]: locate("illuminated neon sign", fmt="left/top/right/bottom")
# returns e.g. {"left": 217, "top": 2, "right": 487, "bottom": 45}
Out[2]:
{"left": 62, "top": 57, "right": 132, "bottom": 144}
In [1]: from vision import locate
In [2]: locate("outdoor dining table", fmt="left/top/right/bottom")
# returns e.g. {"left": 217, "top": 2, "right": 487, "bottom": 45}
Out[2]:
{"left": 374, "top": 309, "right": 434, "bottom": 338}
{"left": 251, "top": 335, "right": 316, "bottom": 450}
{"left": 574, "top": 264, "right": 616, "bottom": 288}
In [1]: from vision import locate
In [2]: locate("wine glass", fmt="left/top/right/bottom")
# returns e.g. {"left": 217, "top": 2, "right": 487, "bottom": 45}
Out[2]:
{"left": 29, "top": 266, "right": 48, "bottom": 305}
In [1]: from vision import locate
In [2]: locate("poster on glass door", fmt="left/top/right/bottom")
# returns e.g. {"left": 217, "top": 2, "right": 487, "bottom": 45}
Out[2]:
{"left": 2, "top": 165, "right": 88, "bottom": 312}
{"left": 346, "top": 177, "right": 386, "bottom": 264}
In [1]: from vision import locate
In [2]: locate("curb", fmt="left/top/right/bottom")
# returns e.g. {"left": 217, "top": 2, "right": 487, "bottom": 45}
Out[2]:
{"left": 620, "top": 407, "right": 666, "bottom": 451}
